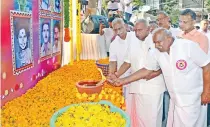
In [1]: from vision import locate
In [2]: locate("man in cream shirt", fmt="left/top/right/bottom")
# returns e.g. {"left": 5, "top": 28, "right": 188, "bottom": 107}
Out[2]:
{"left": 110, "top": 19, "right": 166, "bottom": 127}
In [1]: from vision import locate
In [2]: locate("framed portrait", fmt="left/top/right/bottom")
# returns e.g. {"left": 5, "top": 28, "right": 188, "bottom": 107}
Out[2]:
{"left": 14, "top": 0, "right": 32, "bottom": 13}
{"left": 39, "top": 18, "right": 52, "bottom": 61}
{"left": 10, "top": 11, "right": 33, "bottom": 75}
{"left": 40, "top": 0, "right": 51, "bottom": 11}
{"left": 52, "top": 20, "right": 61, "bottom": 55}
{"left": 54, "top": 0, "right": 61, "bottom": 13}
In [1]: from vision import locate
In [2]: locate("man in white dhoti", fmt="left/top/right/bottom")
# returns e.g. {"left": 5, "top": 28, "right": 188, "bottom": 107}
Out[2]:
{"left": 156, "top": 11, "right": 182, "bottom": 126}
{"left": 110, "top": 19, "right": 166, "bottom": 127}
{"left": 108, "top": 18, "right": 132, "bottom": 115}
{"left": 114, "top": 28, "right": 210, "bottom": 127}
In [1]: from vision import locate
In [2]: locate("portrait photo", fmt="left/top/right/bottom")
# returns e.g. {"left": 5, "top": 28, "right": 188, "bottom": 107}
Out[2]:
{"left": 14, "top": 0, "right": 32, "bottom": 12}
{"left": 52, "top": 20, "right": 61, "bottom": 54}
{"left": 12, "top": 16, "right": 33, "bottom": 72}
{"left": 40, "top": 0, "right": 50, "bottom": 11}
{"left": 40, "top": 18, "right": 52, "bottom": 58}
{"left": 54, "top": 0, "right": 61, "bottom": 13}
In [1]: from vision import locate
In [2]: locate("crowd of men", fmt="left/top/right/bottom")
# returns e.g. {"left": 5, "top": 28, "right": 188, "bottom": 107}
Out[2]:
{"left": 100, "top": 8, "right": 210, "bottom": 127}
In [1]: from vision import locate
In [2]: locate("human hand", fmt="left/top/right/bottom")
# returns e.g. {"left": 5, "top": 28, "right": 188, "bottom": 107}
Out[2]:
{"left": 201, "top": 92, "right": 210, "bottom": 105}
{"left": 144, "top": 70, "right": 162, "bottom": 81}
{"left": 113, "top": 78, "right": 126, "bottom": 87}
{"left": 107, "top": 73, "right": 118, "bottom": 84}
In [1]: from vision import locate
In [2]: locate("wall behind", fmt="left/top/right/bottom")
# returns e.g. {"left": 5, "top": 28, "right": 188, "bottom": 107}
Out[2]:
{"left": 1, "top": 0, "right": 63, "bottom": 106}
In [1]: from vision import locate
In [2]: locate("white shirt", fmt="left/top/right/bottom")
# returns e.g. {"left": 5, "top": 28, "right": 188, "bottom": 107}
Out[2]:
{"left": 109, "top": 32, "right": 133, "bottom": 78}
{"left": 118, "top": 0, "right": 124, "bottom": 11}
{"left": 169, "top": 27, "right": 182, "bottom": 38}
{"left": 144, "top": 38, "right": 210, "bottom": 106}
{"left": 107, "top": 1, "right": 119, "bottom": 10}
{"left": 102, "top": 28, "right": 114, "bottom": 52}
{"left": 124, "top": 0, "right": 133, "bottom": 14}
{"left": 125, "top": 34, "right": 166, "bottom": 94}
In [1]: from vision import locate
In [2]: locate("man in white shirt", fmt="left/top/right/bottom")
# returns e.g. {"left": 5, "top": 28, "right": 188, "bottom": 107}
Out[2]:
{"left": 107, "top": 0, "right": 119, "bottom": 12}
{"left": 124, "top": 0, "right": 133, "bottom": 21}
{"left": 99, "top": 17, "right": 115, "bottom": 56}
{"left": 200, "top": 19, "right": 210, "bottom": 34}
{"left": 200, "top": 19, "right": 210, "bottom": 127}
{"left": 156, "top": 11, "right": 182, "bottom": 126}
{"left": 200, "top": 19, "right": 210, "bottom": 55}
{"left": 157, "top": 11, "right": 181, "bottom": 37}
{"left": 110, "top": 19, "right": 165, "bottom": 127}
{"left": 108, "top": 18, "right": 132, "bottom": 113}
{"left": 114, "top": 28, "right": 210, "bottom": 127}
{"left": 117, "top": 0, "right": 124, "bottom": 17}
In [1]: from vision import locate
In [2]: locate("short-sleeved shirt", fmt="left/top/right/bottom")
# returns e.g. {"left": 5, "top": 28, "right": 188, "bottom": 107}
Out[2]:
{"left": 180, "top": 29, "right": 209, "bottom": 53}
{"left": 124, "top": 34, "right": 166, "bottom": 94}
{"left": 107, "top": 1, "right": 119, "bottom": 10}
{"left": 144, "top": 38, "right": 210, "bottom": 106}
{"left": 124, "top": 0, "right": 133, "bottom": 14}
{"left": 102, "top": 28, "right": 114, "bottom": 52}
{"left": 169, "top": 27, "right": 182, "bottom": 38}
{"left": 109, "top": 32, "right": 134, "bottom": 78}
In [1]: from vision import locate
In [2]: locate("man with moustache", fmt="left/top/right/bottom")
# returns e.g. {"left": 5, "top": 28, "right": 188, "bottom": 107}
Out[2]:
{"left": 41, "top": 22, "right": 51, "bottom": 57}
{"left": 156, "top": 11, "right": 182, "bottom": 126}
{"left": 114, "top": 28, "right": 210, "bottom": 127}
{"left": 107, "top": 18, "right": 133, "bottom": 119}
{"left": 110, "top": 19, "right": 165, "bottom": 127}
{"left": 53, "top": 22, "right": 61, "bottom": 53}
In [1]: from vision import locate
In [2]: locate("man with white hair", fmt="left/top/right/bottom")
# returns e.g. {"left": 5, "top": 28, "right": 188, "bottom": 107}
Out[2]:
{"left": 114, "top": 28, "right": 210, "bottom": 127}
{"left": 110, "top": 19, "right": 165, "bottom": 127}
{"left": 156, "top": 11, "right": 181, "bottom": 126}
{"left": 107, "top": 18, "right": 133, "bottom": 116}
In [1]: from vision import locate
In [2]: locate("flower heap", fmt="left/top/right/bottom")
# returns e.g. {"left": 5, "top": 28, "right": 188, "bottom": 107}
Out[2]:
{"left": 55, "top": 103, "right": 126, "bottom": 127}
{"left": 1, "top": 60, "right": 125, "bottom": 126}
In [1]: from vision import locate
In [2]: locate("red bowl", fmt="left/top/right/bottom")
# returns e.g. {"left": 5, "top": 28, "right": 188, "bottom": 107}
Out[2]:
{"left": 76, "top": 80, "right": 105, "bottom": 94}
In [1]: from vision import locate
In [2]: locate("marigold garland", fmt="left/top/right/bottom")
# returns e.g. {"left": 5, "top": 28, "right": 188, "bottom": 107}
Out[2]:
{"left": 1, "top": 60, "right": 124, "bottom": 126}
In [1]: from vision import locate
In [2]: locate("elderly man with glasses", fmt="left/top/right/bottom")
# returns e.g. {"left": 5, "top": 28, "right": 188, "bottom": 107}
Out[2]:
{"left": 156, "top": 11, "right": 182, "bottom": 126}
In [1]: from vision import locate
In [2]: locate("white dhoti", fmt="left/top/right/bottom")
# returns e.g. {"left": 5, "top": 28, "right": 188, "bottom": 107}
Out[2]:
{"left": 127, "top": 93, "right": 163, "bottom": 127}
{"left": 167, "top": 99, "right": 207, "bottom": 127}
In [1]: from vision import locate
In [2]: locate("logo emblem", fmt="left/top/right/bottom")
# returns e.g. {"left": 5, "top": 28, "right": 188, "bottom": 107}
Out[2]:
{"left": 176, "top": 60, "right": 187, "bottom": 70}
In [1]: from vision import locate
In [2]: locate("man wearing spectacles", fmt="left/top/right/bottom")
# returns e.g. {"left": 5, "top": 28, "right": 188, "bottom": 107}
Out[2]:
{"left": 156, "top": 11, "right": 181, "bottom": 126}
{"left": 156, "top": 11, "right": 181, "bottom": 37}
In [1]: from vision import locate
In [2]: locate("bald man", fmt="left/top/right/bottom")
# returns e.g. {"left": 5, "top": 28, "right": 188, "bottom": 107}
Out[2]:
{"left": 114, "top": 28, "right": 210, "bottom": 127}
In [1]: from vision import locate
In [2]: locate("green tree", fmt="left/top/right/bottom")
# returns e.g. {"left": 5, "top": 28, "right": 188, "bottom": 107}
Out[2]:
{"left": 133, "top": 0, "right": 144, "bottom": 7}
{"left": 162, "top": 0, "right": 180, "bottom": 25}
{"left": 64, "top": 0, "right": 69, "bottom": 28}
{"left": 205, "top": 0, "right": 210, "bottom": 12}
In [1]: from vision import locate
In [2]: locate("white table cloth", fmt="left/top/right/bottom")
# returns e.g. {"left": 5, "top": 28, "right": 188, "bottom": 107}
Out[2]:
{"left": 80, "top": 33, "right": 107, "bottom": 60}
